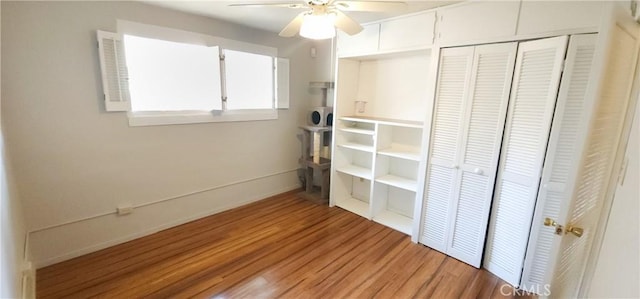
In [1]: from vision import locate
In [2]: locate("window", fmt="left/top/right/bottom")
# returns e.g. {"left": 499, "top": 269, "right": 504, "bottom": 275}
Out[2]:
{"left": 96, "top": 23, "right": 289, "bottom": 126}
{"left": 124, "top": 35, "right": 222, "bottom": 111}
{"left": 224, "top": 50, "right": 273, "bottom": 110}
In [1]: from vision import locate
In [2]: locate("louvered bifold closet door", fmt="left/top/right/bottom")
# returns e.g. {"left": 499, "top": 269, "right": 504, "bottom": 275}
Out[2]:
{"left": 446, "top": 42, "right": 517, "bottom": 267}
{"left": 483, "top": 36, "right": 568, "bottom": 286}
{"left": 551, "top": 15, "right": 638, "bottom": 296}
{"left": 420, "top": 47, "right": 474, "bottom": 252}
{"left": 519, "top": 34, "right": 597, "bottom": 291}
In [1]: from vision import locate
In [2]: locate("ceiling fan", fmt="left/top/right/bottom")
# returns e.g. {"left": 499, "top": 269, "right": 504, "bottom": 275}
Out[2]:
{"left": 229, "top": 0, "right": 407, "bottom": 40}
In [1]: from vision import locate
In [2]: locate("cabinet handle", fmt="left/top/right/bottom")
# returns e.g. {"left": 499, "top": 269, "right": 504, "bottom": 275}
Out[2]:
{"left": 474, "top": 168, "right": 483, "bottom": 175}
{"left": 452, "top": 164, "right": 459, "bottom": 169}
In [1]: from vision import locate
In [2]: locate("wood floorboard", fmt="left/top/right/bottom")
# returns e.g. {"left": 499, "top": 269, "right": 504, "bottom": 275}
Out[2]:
{"left": 37, "top": 192, "right": 300, "bottom": 280}
{"left": 37, "top": 190, "right": 535, "bottom": 299}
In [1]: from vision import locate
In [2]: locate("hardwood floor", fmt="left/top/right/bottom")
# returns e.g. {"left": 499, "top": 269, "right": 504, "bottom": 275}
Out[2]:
{"left": 37, "top": 190, "right": 533, "bottom": 299}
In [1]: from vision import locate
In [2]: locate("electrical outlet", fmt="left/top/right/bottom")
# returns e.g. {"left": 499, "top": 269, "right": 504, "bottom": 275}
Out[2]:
{"left": 117, "top": 204, "right": 133, "bottom": 216}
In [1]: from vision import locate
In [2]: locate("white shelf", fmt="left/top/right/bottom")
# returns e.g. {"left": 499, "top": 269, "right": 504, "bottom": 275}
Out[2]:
{"left": 336, "top": 197, "right": 370, "bottom": 219}
{"left": 339, "top": 127, "right": 375, "bottom": 135}
{"left": 338, "top": 142, "right": 374, "bottom": 153}
{"left": 374, "top": 210, "right": 412, "bottom": 235}
{"left": 376, "top": 174, "right": 418, "bottom": 192}
{"left": 336, "top": 165, "right": 372, "bottom": 180}
{"left": 340, "top": 116, "right": 423, "bottom": 129}
{"left": 378, "top": 148, "right": 421, "bottom": 161}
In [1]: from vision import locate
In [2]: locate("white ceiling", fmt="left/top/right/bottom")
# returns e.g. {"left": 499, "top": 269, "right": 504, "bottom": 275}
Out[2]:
{"left": 142, "top": 0, "right": 460, "bottom": 33}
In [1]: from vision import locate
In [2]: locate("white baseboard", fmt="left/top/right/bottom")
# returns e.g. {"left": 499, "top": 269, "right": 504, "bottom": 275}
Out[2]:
{"left": 30, "top": 171, "right": 300, "bottom": 268}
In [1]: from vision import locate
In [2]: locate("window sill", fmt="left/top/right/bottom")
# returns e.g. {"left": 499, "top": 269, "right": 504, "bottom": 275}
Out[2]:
{"left": 127, "top": 109, "right": 278, "bottom": 127}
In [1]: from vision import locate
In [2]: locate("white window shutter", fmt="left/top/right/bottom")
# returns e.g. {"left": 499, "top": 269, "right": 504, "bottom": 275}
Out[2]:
{"left": 97, "top": 30, "right": 131, "bottom": 112}
{"left": 420, "top": 47, "right": 474, "bottom": 253}
{"left": 483, "top": 36, "right": 568, "bottom": 286}
{"left": 275, "top": 57, "right": 290, "bottom": 109}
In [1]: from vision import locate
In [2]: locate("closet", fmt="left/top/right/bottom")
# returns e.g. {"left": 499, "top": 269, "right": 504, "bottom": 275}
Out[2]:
{"left": 422, "top": 33, "right": 582, "bottom": 279}
{"left": 420, "top": 42, "right": 517, "bottom": 267}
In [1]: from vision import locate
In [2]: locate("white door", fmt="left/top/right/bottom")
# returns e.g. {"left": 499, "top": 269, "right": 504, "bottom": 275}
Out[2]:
{"left": 422, "top": 43, "right": 517, "bottom": 267}
{"left": 524, "top": 3, "right": 640, "bottom": 297}
{"left": 421, "top": 47, "right": 474, "bottom": 252}
{"left": 446, "top": 43, "right": 517, "bottom": 267}
{"left": 483, "top": 36, "right": 568, "bottom": 286}
{"left": 520, "top": 34, "right": 599, "bottom": 291}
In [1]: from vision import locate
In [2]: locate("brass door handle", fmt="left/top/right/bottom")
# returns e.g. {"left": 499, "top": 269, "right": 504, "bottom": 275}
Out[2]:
{"left": 544, "top": 217, "right": 564, "bottom": 235}
{"left": 566, "top": 225, "right": 584, "bottom": 238}
{"left": 544, "top": 218, "right": 583, "bottom": 237}
{"left": 544, "top": 217, "right": 557, "bottom": 227}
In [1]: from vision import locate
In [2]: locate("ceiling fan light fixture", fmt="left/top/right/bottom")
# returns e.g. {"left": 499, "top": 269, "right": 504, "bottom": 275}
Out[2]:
{"left": 299, "top": 13, "right": 336, "bottom": 40}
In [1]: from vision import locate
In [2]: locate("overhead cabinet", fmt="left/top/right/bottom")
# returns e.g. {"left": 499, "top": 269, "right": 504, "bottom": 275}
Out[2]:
{"left": 337, "top": 11, "right": 435, "bottom": 57}
{"left": 337, "top": 24, "right": 380, "bottom": 57}
{"left": 379, "top": 12, "right": 436, "bottom": 51}
{"left": 436, "top": 1, "right": 520, "bottom": 45}
{"left": 516, "top": 1, "right": 603, "bottom": 36}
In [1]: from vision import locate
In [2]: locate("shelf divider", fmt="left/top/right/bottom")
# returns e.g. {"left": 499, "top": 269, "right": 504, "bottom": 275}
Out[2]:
{"left": 336, "top": 165, "right": 372, "bottom": 180}
{"left": 336, "top": 197, "right": 370, "bottom": 219}
{"left": 374, "top": 210, "right": 412, "bottom": 235}
{"left": 376, "top": 174, "right": 417, "bottom": 192}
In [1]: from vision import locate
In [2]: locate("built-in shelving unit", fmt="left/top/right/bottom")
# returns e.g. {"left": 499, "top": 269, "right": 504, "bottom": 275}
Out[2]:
{"left": 332, "top": 113, "right": 427, "bottom": 235}
{"left": 327, "top": 25, "right": 442, "bottom": 247}
{"left": 330, "top": 44, "right": 433, "bottom": 240}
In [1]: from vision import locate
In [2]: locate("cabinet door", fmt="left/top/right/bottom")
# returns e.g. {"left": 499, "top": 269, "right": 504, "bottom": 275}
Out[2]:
{"left": 379, "top": 11, "right": 436, "bottom": 51}
{"left": 517, "top": 1, "right": 603, "bottom": 36}
{"left": 437, "top": 1, "right": 520, "bottom": 46}
{"left": 336, "top": 24, "right": 380, "bottom": 57}
{"left": 420, "top": 47, "right": 474, "bottom": 252}
{"left": 484, "top": 36, "right": 568, "bottom": 286}
{"left": 446, "top": 42, "right": 517, "bottom": 267}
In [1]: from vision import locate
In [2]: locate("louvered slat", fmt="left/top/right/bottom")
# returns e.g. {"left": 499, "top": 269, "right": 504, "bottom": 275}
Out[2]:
{"left": 449, "top": 172, "right": 489, "bottom": 256}
{"left": 421, "top": 165, "right": 455, "bottom": 249}
{"left": 484, "top": 36, "right": 568, "bottom": 286}
{"left": 521, "top": 35, "right": 597, "bottom": 290}
{"left": 421, "top": 47, "right": 473, "bottom": 252}
{"left": 446, "top": 43, "right": 517, "bottom": 267}
{"left": 430, "top": 50, "right": 473, "bottom": 164}
{"left": 463, "top": 51, "right": 514, "bottom": 169}
{"left": 97, "top": 31, "right": 131, "bottom": 111}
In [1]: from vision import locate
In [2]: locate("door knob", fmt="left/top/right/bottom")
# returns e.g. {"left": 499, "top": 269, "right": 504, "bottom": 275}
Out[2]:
{"left": 543, "top": 217, "right": 557, "bottom": 227}
{"left": 566, "top": 225, "right": 584, "bottom": 238}
{"left": 544, "top": 217, "right": 564, "bottom": 235}
{"left": 544, "top": 218, "right": 583, "bottom": 237}
{"left": 474, "top": 168, "right": 483, "bottom": 175}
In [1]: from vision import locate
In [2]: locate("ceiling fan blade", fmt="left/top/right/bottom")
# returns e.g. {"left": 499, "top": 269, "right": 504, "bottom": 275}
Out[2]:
{"left": 334, "top": 10, "right": 363, "bottom": 35}
{"left": 279, "top": 12, "right": 306, "bottom": 37}
{"left": 333, "top": 1, "right": 407, "bottom": 12}
{"left": 229, "top": 2, "right": 306, "bottom": 9}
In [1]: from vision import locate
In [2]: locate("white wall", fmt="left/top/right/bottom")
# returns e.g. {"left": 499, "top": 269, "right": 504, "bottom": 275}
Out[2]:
{"left": 0, "top": 2, "right": 32, "bottom": 296}
{"left": 1, "top": 1, "right": 327, "bottom": 267}
{"left": 588, "top": 101, "right": 640, "bottom": 298}
{"left": 0, "top": 131, "right": 30, "bottom": 299}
